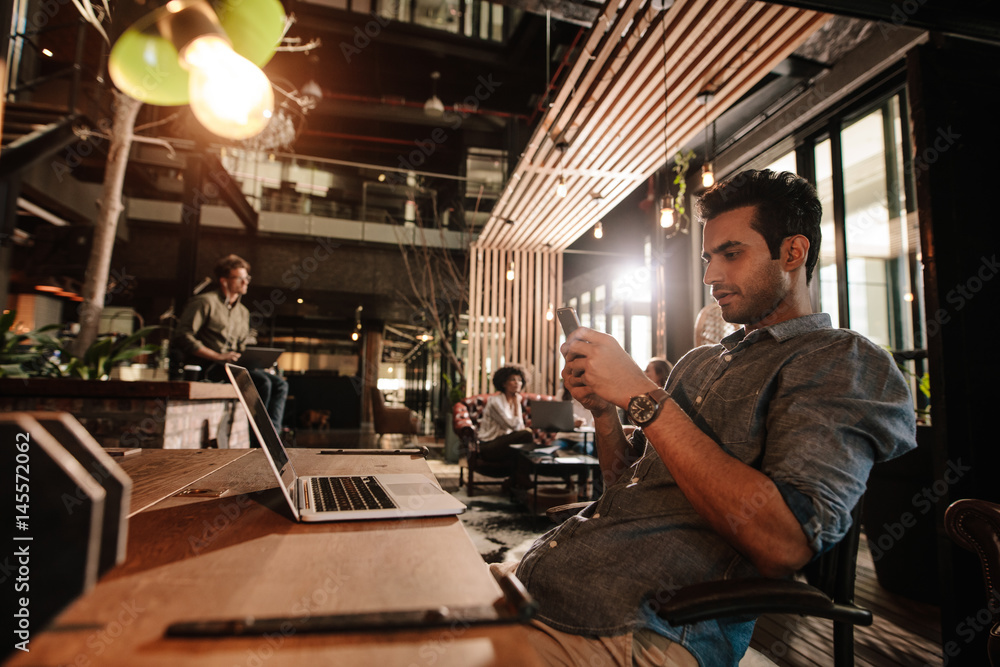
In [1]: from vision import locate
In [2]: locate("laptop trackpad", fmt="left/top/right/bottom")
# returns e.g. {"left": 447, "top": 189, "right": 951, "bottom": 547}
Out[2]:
{"left": 386, "top": 481, "right": 445, "bottom": 496}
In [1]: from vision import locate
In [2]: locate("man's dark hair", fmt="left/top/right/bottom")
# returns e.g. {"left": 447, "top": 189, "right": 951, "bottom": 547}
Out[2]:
{"left": 492, "top": 365, "right": 528, "bottom": 392}
{"left": 697, "top": 169, "right": 822, "bottom": 283}
{"left": 214, "top": 254, "right": 251, "bottom": 280}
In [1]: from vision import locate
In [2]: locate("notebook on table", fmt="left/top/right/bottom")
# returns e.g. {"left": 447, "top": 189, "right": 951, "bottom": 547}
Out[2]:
{"left": 529, "top": 400, "right": 576, "bottom": 432}
{"left": 226, "top": 363, "right": 465, "bottom": 522}
{"left": 237, "top": 346, "right": 285, "bottom": 369}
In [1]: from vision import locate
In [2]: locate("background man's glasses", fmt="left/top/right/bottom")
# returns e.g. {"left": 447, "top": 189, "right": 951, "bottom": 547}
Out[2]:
{"left": 228, "top": 275, "right": 252, "bottom": 284}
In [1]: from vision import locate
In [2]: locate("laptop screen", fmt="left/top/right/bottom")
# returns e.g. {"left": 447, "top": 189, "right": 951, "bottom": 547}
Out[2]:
{"left": 529, "top": 400, "right": 576, "bottom": 432}
{"left": 226, "top": 364, "right": 295, "bottom": 491}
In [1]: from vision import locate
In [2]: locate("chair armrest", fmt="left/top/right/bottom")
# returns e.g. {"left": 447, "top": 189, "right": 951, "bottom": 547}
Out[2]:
{"left": 545, "top": 501, "right": 591, "bottom": 523}
{"left": 655, "top": 578, "right": 873, "bottom": 626}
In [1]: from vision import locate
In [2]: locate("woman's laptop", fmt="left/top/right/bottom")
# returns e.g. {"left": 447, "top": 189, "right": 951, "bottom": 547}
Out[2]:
{"left": 225, "top": 364, "right": 465, "bottom": 522}
{"left": 529, "top": 400, "right": 576, "bottom": 432}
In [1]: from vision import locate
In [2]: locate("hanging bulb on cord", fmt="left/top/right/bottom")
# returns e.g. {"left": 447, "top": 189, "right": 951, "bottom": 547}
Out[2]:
{"left": 506, "top": 261, "right": 515, "bottom": 281}
{"left": 556, "top": 175, "right": 568, "bottom": 198}
{"left": 594, "top": 221, "right": 604, "bottom": 239}
{"left": 180, "top": 35, "right": 274, "bottom": 139}
{"left": 659, "top": 195, "right": 675, "bottom": 229}
{"left": 701, "top": 162, "right": 715, "bottom": 188}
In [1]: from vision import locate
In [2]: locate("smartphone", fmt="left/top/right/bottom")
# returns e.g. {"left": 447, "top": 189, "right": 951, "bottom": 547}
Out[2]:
{"left": 556, "top": 307, "right": 581, "bottom": 336}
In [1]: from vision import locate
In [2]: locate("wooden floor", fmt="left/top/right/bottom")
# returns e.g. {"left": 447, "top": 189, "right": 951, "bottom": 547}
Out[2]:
{"left": 750, "top": 534, "right": 942, "bottom": 666}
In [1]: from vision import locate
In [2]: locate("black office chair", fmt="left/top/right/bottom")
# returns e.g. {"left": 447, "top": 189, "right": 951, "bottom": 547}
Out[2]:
{"left": 654, "top": 500, "right": 871, "bottom": 667}
{"left": 545, "top": 499, "right": 871, "bottom": 664}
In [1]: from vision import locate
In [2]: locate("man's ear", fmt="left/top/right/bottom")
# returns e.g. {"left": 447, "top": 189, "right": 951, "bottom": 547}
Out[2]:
{"left": 782, "top": 235, "right": 809, "bottom": 273}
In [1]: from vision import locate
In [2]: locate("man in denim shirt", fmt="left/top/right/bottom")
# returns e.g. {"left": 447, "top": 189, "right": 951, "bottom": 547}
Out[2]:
{"left": 501, "top": 170, "right": 916, "bottom": 666}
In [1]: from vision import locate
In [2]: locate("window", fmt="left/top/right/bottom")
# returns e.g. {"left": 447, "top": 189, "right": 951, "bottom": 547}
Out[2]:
{"left": 814, "top": 137, "right": 840, "bottom": 328}
{"left": 593, "top": 285, "right": 606, "bottom": 333}
{"left": 802, "top": 90, "right": 926, "bottom": 420}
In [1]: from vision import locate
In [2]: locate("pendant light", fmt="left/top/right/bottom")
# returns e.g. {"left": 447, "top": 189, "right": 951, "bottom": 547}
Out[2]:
{"left": 697, "top": 91, "right": 716, "bottom": 188}
{"left": 108, "top": 0, "right": 284, "bottom": 139}
{"left": 659, "top": 15, "right": 676, "bottom": 233}
{"left": 659, "top": 196, "right": 675, "bottom": 229}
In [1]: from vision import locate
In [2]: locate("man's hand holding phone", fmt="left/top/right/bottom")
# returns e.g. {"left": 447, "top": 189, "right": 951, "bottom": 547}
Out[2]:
{"left": 556, "top": 307, "right": 581, "bottom": 336}
{"left": 557, "top": 307, "right": 656, "bottom": 410}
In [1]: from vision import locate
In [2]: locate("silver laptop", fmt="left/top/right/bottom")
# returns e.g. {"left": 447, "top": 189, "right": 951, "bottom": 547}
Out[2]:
{"left": 529, "top": 400, "right": 576, "bottom": 432}
{"left": 237, "top": 346, "right": 284, "bottom": 369}
{"left": 225, "top": 364, "right": 465, "bottom": 522}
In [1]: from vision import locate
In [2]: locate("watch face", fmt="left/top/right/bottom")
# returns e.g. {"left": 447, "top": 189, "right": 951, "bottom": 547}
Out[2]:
{"left": 628, "top": 395, "right": 657, "bottom": 425}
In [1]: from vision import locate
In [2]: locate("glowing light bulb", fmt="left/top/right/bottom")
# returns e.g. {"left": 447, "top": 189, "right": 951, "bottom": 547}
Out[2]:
{"left": 556, "top": 176, "right": 567, "bottom": 198}
{"left": 659, "top": 196, "right": 675, "bottom": 229}
{"left": 180, "top": 35, "right": 274, "bottom": 139}
{"left": 594, "top": 221, "right": 604, "bottom": 239}
{"left": 701, "top": 163, "right": 715, "bottom": 188}
{"left": 351, "top": 331, "right": 359, "bottom": 341}
{"left": 546, "top": 304, "right": 555, "bottom": 321}
{"left": 506, "top": 262, "right": 515, "bottom": 281}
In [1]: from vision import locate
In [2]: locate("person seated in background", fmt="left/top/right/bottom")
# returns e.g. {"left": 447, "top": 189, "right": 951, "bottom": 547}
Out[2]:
{"left": 552, "top": 383, "right": 595, "bottom": 453}
{"left": 644, "top": 356, "right": 673, "bottom": 388}
{"left": 491, "top": 169, "right": 917, "bottom": 666}
{"left": 171, "top": 254, "right": 288, "bottom": 443}
{"left": 476, "top": 364, "right": 535, "bottom": 466}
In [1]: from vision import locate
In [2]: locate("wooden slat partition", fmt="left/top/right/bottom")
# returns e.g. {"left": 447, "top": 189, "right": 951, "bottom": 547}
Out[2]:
{"left": 467, "top": 245, "right": 562, "bottom": 396}
{"left": 464, "top": 0, "right": 828, "bottom": 397}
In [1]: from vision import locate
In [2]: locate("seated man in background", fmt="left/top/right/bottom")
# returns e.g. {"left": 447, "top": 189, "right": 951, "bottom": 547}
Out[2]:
{"left": 494, "top": 170, "right": 917, "bottom": 666}
{"left": 172, "top": 254, "right": 288, "bottom": 442}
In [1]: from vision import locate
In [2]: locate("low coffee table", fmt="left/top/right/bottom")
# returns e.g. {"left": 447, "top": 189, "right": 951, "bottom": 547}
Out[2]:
{"left": 512, "top": 445, "right": 602, "bottom": 512}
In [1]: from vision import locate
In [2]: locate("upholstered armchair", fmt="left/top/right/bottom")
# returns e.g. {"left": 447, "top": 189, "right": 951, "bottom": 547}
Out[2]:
{"left": 369, "top": 387, "right": 421, "bottom": 445}
{"left": 451, "top": 393, "right": 558, "bottom": 496}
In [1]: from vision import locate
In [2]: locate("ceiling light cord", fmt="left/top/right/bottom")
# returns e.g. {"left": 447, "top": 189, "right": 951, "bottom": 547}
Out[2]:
{"left": 701, "top": 94, "right": 715, "bottom": 188}
{"left": 659, "top": 12, "right": 676, "bottom": 234}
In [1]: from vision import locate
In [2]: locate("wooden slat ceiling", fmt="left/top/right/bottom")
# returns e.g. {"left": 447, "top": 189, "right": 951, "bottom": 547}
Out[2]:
{"left": 479, "top": 0, "right": 831, "bottom": 251}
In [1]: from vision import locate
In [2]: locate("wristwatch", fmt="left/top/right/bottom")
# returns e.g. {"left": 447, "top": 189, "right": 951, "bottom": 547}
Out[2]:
{"left": 626, "top": 388, "right": 670, "bottom": 427}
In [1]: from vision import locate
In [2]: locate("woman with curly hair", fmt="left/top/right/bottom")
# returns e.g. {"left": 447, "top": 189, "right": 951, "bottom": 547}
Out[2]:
{"left": 477, "top": 365, "right": 535, "bottom": 464}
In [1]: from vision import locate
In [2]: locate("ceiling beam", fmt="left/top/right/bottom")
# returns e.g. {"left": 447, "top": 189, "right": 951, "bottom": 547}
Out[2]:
{"left": 763, "top": 0, "right": 1000, "bottom": 45}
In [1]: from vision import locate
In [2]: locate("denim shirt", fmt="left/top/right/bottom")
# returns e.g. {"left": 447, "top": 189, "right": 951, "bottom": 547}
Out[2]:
{"left": 515, "top": 314, "right": 916, "bottom": 666}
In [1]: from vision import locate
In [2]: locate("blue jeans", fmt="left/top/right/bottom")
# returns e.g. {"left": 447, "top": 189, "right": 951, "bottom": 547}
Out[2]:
{"left": 205, "top": 363, "right": 288, "bottom": 447}
{"left": 248, "top": 368, "right": 288, "bottom": 435}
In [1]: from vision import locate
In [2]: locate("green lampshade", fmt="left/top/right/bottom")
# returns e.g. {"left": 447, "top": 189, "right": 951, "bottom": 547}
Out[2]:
{"left": 215, "top": 0, "right": 286, "bottom": 68}
{"left": 109, "top": 29, "right": 190, "bottom": 105}
{"left": 108, "top": 0, "right": 285, "bottom": 106}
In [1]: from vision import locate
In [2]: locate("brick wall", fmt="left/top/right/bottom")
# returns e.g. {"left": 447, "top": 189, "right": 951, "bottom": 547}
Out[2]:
{"left": 0, "top": 396, "right": 249, "bottom": 449}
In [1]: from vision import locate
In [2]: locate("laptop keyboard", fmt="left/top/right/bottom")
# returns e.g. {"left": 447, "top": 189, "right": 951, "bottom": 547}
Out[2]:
{"left": 310, "top": 476, "right": 397, "bottom": 512}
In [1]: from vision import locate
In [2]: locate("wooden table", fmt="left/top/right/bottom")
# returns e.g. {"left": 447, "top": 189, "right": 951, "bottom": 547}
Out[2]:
{"left": 6, "top": 449, "right": 542, "bottom": 666}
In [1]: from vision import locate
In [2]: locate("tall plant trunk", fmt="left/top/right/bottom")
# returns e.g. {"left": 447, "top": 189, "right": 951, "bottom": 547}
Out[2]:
{"left": 73, "top": 92, "right": 142, "bottom": 357}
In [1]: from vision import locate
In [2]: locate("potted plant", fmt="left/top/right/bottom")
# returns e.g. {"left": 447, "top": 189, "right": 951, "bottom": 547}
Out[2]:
{"left": 1, "top": 311, "right": 161, "bottom": 380}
